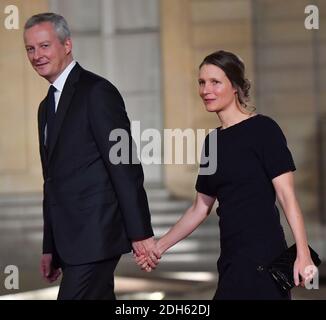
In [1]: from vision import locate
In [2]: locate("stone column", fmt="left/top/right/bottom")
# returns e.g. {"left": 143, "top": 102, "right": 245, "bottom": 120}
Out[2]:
{"left": 0, "top": 0, "right": 48, "bottom": 193}
{"left": 161, "top": 0, "right": 255, "bottom": 198}
{"left": 50, "top": 0, "right": 163, "bottom": 183}
{"left": 253, "top": 0, "right": 326, "bottom": 221}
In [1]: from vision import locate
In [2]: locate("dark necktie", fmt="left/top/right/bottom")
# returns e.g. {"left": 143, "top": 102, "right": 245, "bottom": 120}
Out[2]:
{"left": 46, "top": 85, "right": 56, "bottom": 148}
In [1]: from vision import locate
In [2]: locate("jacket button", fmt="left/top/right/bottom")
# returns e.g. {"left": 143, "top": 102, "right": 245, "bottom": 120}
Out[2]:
{"left": 46, "top": 177, "right": 52, "bottom": 182}
{"left": 256, "top": 265, "right": 264, "bottom": 272}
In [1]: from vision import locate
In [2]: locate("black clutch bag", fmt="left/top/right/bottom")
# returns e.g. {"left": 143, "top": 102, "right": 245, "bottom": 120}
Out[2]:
{"left": 267, "top": 244, "right": 321, "bottom": 291}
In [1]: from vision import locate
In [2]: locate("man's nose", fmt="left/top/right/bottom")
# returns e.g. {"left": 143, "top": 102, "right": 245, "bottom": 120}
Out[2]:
{"left": 33, "top": 48, "right": 41, "bottom": 60}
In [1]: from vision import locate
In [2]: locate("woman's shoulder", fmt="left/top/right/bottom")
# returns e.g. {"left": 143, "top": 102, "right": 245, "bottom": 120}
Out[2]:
{"left": 255, "top": 114, "right": 278, "bottom": 125}
{"left": 254, "top": 114, "right": 283, "bottom": 131}
{"left": 254, "top": 114, "right": 287, "bottom": 141}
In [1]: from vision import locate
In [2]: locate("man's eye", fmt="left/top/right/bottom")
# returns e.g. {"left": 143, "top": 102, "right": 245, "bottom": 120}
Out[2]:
{"left": 198, "top": 80, "right": 205, "bottom": 85}
{"left": 26, "top": 47, "right": 34, "bottom": 53}
{"left": 41, "top": 44, "right": 49, "bottom": 48}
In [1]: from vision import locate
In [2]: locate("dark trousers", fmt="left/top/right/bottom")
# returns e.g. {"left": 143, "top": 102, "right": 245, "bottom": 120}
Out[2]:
{"left": 57, "top": 256, "right": 121, "bottom": 300}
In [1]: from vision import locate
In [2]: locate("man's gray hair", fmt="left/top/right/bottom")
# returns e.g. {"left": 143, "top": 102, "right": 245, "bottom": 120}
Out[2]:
{"left": 24, "top": 13, "right": 71, "bottom": 43}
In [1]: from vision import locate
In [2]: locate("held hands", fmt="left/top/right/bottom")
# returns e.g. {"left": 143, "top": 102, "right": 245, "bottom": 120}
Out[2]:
{"left": 132, "top": 237, "right": 161, "bottom": 272}
{"left": 40, "top": 253, "right": 61, "bottom": 283}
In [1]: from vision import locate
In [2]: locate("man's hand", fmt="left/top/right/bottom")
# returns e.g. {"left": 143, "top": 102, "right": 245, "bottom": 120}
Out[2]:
{"left": 40, "top": 254, "right": 61, "bottom": 283}
{"left": 132, "top": 237, "right": 161, "bottom": 271}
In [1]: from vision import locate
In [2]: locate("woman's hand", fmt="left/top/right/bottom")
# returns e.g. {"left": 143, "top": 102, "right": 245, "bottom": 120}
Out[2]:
{"left": 133, "top": 238, "right": 161, "bottom": 272}
{"left": 133, "top": 192, "right": 216, "bottom": 273}
{"left": 293, "top": 254, "right": 317, "bottom": 287}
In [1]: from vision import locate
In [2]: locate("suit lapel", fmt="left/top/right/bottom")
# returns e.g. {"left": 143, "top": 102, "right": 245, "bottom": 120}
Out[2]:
{"left": 48, "top": 64, "right": 82, "bottom": 162}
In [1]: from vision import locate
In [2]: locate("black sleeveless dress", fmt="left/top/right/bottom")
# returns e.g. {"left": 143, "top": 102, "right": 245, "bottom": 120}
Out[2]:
{"left": 196, "top": 114, "right": 296, "bottom": 300}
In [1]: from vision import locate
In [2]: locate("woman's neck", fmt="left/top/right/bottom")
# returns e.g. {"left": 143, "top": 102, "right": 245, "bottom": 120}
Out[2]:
{"left": 217, "top": 108, "right": 256, "bottom": 130}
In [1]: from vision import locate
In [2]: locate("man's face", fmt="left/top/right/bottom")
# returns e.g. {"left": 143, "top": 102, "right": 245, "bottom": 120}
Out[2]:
{"left": 24, "top": 22, "right": 72, "bottom": 83}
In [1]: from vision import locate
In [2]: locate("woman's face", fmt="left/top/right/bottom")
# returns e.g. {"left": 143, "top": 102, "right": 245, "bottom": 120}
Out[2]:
{"left": 198, "top": 64, "right": 237, "bottom": 112}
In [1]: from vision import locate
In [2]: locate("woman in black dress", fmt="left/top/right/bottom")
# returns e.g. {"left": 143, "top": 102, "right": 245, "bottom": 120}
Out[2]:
{"left": 136, "top": 50, "right": 315, "bottom": 300}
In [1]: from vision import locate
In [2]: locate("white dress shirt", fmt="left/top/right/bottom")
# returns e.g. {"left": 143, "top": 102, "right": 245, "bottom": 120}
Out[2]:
{"left": 51, "top": 60, "right": 76, "bottom": 112}
{"left": 44, "top": 60, "right": 76, "bottom": 144}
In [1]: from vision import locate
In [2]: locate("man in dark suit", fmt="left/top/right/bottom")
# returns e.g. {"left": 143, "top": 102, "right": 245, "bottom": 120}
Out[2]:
{"left": 23, "top": 12, "right": 159, "bottom": 299}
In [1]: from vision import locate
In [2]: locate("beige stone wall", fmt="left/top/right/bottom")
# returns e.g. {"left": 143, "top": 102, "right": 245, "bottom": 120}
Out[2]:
{"left": 161, "top": 0, "right": 255, "bottom": 198}
{"left": 1, "top": 0, "right": 324, "bottom": 223}
{"left": 0, "top": 0, "right": 48, "bottom": 193}
{"left": 253, "top": 0, "right": 325, "bottom": 220}
{"left": 315, "top": 0, "right": 326, "bottom": 221}
{"left": 161, "top": 0, "right": 325, "bottom": 221}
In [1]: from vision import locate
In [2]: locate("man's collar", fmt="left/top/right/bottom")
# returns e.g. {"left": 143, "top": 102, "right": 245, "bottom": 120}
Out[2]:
{"left": 52, "top": 60, "right": 76, "bottom": 92}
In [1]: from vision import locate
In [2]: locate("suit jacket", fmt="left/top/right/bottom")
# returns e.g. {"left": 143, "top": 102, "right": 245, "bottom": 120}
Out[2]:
{"left": 37, "top": 63, "right": 153, "bottom": 265}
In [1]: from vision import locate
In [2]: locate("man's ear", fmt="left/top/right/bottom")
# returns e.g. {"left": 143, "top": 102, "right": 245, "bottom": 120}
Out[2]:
{"left": 64, "top": 38, "right": 72, "bottom": 55}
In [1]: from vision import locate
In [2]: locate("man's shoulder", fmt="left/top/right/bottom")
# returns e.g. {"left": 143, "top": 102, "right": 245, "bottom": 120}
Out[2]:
{"left": 78, "top": 66, "right": 117, "bottom": 91}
